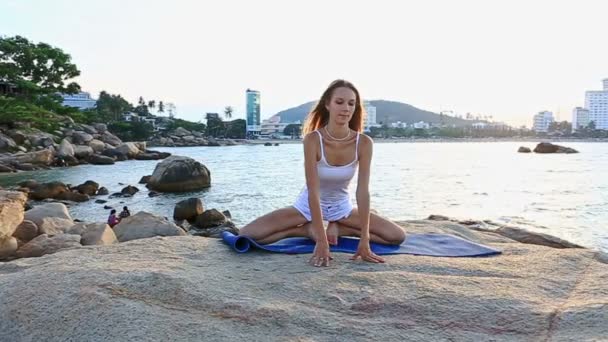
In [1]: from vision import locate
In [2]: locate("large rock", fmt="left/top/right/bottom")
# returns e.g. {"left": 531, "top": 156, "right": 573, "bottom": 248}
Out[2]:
{"left": 67, "top": 222, "right": 117, "bottom": 246}
{"left": 29, "top": 181, "right": 70, "bottom": 200}
{"left": 15, "top": 233, "right": 81, "bottom": 258}
{"left": 38, "top": 217, "right": 75, "bottom": 236}
{"left": 0, "top": 221, "right": 606, "bottom": 340}
{"left": 10, "top": 148, "right": 54, "bottom": 165}
{"left": 121, "top": 185, "right": 139, "bottom": 196}
{"left": 0, "top": 190, "right": 28, "bottom": 238}
{"left": 146, "top": 156, "right": 211, "bottom": 192}
{"left": 88, "top": 139, "right": 105, "bottom": 153}
{"left": 172, "top": 127, "right": 191, "bottom": 136}
{"left": 0, "top": 236, "right": 18, "bottom": 258}
{"left": 55, "top": 191, "right": 90, "bottom": 202}
{"left": 533, "top": 142, "right": 579, "bottom": 154}
{"left": 517, "top": 146, "right": 531, "bottom": 153}
{"left": 116, "top": 142, "right": 141, "bottom": 158}
{"left": 24, "top": 202, "right": 73, "bottom": 228}
{"left": 101, "top": 131, "right": 122, "bottom": 147}
{"left": 495, "top": 226, "right": 584, "bottom": 249}
{"left": 73, "top": 145, "right": 94, "bottom": 159}
{"left": 74, "top": 180, "right": 99, "bottom": 196}
{"left": 12, "top": 220, "right": 39, "bottom": 243}
{"left": 72, "top": 131, "right": 94, "bottom": 145}
{"left": 113, "top": 211, "right": 186, "bottom": 242}
{"left": 88, "top": 154, "right": 115, "bottom": 165}
{"left": 57, "top": 139, "right": 75, "bottom": 157}
{"left": 193, "top": 209, "right": 227, "bottom": 229}
{"left": 7, "top": 130, "right": 26, "bottom": 145}
{"left": 26, "top": 132, "right": 55, "bottom": 148}
{"left": 93, "top": 123, "right": 108, "bottom": 133}
{"left": 0, "top": 133, "right": 18, "bottom": 153}
{"left": 173, "top": 198, "right": 204, "bottom": 221}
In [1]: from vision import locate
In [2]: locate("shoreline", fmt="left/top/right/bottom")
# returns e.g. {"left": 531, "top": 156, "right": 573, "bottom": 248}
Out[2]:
{"left": 188, "top": 137, "right": 608, "bottom": 146}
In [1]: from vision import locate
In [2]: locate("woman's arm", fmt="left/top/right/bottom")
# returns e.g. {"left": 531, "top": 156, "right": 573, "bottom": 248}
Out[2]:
{"left": 303, "top": 133, "right": 326, "bottom": 243}
{"left": 356, "top": 135, "right": 373, "bottom": 242}
{"left": 352, "top": 135, "right": 385, "bottom": 263}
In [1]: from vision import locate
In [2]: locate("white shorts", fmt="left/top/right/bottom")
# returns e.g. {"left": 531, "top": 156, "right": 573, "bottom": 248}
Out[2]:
{"left": 293, "top": 198, "right": 353, "bottom": 222}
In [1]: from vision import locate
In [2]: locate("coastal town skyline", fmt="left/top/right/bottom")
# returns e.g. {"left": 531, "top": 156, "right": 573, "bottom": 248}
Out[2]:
{"left": 1, "top": 0, "right": 607, "bottom": 127}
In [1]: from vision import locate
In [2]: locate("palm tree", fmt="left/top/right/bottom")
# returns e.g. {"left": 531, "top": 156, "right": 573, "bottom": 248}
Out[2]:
{"left": 224, "top": 106, "right": 234, "bottom": 120}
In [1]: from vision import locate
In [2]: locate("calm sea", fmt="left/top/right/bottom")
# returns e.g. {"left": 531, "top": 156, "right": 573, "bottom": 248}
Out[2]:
{"left": 1, "top": 141, "right": 606, "bottom": 252}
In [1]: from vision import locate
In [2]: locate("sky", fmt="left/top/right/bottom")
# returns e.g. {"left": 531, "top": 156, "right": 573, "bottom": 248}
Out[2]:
{"left": 1, "top": 0, "right": 607, "bottom": 127}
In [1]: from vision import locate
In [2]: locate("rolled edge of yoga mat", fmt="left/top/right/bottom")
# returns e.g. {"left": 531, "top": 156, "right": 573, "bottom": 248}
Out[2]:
{"left": 221, "top": 231, "right": 251, "bottom": 253}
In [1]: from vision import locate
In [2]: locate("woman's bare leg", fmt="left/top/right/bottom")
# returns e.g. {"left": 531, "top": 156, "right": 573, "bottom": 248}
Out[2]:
{"left": 239, "top": 207, "right": 311, "bottom": 244}
{"left": 329, "top": 208, "right": 406, "bottom": 245}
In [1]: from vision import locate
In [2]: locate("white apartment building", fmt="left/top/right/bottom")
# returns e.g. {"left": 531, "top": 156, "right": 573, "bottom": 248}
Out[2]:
{"left": 533, "top": 111, "right": 554, "bottom": 133}
{"left": 584, "top": 78, "right": 608, "bottom": 130}
{"left": 572, "top": 107, "right": 590, "bottom": 131}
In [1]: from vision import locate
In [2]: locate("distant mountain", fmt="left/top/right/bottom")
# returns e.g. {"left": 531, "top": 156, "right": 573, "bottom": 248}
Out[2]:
{"left": 271, "top": 100, "right": 473, "bottom": 126}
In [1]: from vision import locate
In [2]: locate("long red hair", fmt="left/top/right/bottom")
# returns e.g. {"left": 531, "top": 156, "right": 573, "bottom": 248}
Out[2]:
{"left": 302, "top": 79, "right": 366, "bottom": 135}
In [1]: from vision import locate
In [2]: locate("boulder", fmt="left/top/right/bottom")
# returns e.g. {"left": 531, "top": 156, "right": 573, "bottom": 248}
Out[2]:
{"left": 15, "top": 233, "right": 81, "bottom": 258}
{"left": 88, "top": 139, "right": 105, "bottom": 153}
{"left": 0, "top": 236, "right": 18, "bottom": 258}
{"left": 0, "top": 191, "right": 28, "bottom": 237}
{"left": 29, "top": 181, "right": 70, "bottom": 200}
{"left": 12, "top": 220, "right": 39, "bottom": 242}
{"left": 18, "top": 179, "right": 39, "bottom": 189}
{"left": 74, "top": 180, "right": 99, "bottom": 196}
{"left": 72, "top": 131, "right": 94, "bottom": 145}
{"left": 93, "top": 123, "right": 108, "bottom": 133}
{"left": 26, "top": 132, "right": 56, "bottom": 148}
{"left": 7, "top": 129, "right": 26, "bottom": 145}
{"left": 146, "top": 155, "right": 211, "bottom": 192}
{"left": 172, "top": 127, "right": 191, "bottom": 136}
{"left": 193, "top": 209, "right": 227, "bottom": 229}
{"left": 73, "top": 145, "right": 94, "bottom": 159}
{"left": 190, "top": 221, "right": 239, "bottom": 238}
{"left": 57, "top": 139, "right": 75, "bottom": 157}
{"left": 67, "top": 222, "right": 117, "bottom": 246}
{"left": 0, "top": 133, "right": 18, "bottom": 153}
{"left": 135, "top": 153, "right": 160, "bottom": 160}
{"left": 56, "top": 191, "right": 89, "bottom": 203}
{"left": 102, "top": 148, "right": 127, "bottom": 161}
{"left": 138, "top": 175, "right": 151, "bottom": 184}
{"left": 10, "top": 148, "right": 54, "bottom": 165}
{"left": 88, "top": 154, "right": 115, "bottom": 165}
{"left": 113, "top": 212, "right": 186, "bottom": 242}
{"left": 496, "top": 226, "right": 584, "bottom": 249}
{"left": 173, "top": 198, "right": 204, "bottom": 221}
{"left": 0, "top": 221, "right": 607, "bottom": 340}
{"left": 101, "top": 131, "right": 122, "bottom": 147}
{"left": 97, "top": 187, "right": 109, "bottom": 195}
{"left": 134, "top": 142, "right": 146, "bottom": 152}
{"left": 79, "top": 124, "right": 98, "bottom": 135}
{"left": 518, "top": 146, "right": 532, "bottom": 153}
{"left": 24, "top": 202, "right": 73, "bottom": 228}
{"left": 533, "top": 142, "right": 579, "bottom": 154}
{"left": 121, "top": 185, "right": 139, "bottom": 196}
{"left": 0, "top": 163, "right": 15, "bottom": 173}
{"left": 38, "top": 217, "right": 75, "bottom": 236}
{"left": 115, "top": 142, "right": 141, "bottom": 158}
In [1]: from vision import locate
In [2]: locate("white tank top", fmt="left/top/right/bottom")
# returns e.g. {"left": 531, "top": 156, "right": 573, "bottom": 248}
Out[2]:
{"left": 312, "top": 129, "right": 360, "bottom": 205}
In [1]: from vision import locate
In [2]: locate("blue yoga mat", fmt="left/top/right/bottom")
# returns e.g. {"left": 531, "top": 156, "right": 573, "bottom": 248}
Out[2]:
{"left": 221, "top": 232, "right": 501, "bottom": 257}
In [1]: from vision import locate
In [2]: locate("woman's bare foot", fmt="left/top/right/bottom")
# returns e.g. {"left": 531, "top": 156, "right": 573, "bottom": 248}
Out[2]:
{"left": 326, "top": 221, "right": 339, "bottom": 245}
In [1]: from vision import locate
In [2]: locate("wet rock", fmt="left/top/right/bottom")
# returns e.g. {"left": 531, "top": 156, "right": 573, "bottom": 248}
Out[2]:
{"left": 146, "top": 156, "right": 211, "bottom": 192}
{"left": 193, "top": 209, "right": 227, "bottom": 229}
{"left": 139, "top": 175, "right": 151, "bottom": 184}
{"left": 518, "top": 146, "right": 532, "bottom": 153}
{"left": 533, "top": 142, "right": 579, "bottom": 154}
{"left": 88, "top": 154, "right": 115, "bottom": 165}
{"left": 173, "top": 198, "right": 204, "bottom": 221}
{"left": 121, "top": 186, "right": 139, "bottom": 196}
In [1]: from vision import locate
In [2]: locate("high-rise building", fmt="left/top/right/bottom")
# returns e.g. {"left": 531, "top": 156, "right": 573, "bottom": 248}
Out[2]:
{"left": 572, "top": 107, "right": 590, "bottom": 131}
{"left": 246, "top": 89, "right": 261, "bottom": 137}
{"left": 363, "top": 101, "right": 377, "bottom": 131}
{"left": 584, "top": 79, "right": 608, "bottom": 130}
{"left": 533, "top": 111, "right": 554, "bottom": 133}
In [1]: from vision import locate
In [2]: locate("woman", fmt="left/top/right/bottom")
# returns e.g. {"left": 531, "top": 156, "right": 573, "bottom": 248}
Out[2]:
{"left": 239, "top": 79, "right": 406, "bottom": 267}
{"left": 107, "top": 209, "right": 120, "bottom": 228}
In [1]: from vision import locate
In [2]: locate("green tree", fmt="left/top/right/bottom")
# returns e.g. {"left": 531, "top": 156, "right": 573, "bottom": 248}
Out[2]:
{"left": 94, "top": 91, "right": 132, "bottom": 122}
{"left": 0, "top": 35, "right": 81, "bottom": 107}
{"left": 206, "top": 116, "right": 225, "bottom": 137}
{"left": 158, "top": 101, "right": 165, "bottom": 113}
{"left": 225, "top": 119, "right": 246, "bottom": 139}
{"left": 224, "top": 106, "right": 234, "bottom": 120}
{"left": 148, "top": 100, "right": 156, "bottom": 110}
{"left": 283, "top": 123, "right": 301, "bottom": 138}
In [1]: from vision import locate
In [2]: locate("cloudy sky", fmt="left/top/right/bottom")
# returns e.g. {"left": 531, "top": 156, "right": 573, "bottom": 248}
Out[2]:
{"left": 1, "top": 0, "right": 607, "bottom": 126}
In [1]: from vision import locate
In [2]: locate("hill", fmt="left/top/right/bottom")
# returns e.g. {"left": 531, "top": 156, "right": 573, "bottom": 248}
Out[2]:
{"left": 271, "top": 100, "right": 473, "bottom": 126}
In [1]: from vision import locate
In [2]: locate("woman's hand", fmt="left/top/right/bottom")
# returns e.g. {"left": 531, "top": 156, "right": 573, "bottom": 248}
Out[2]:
{"left": 350, "top": 240, "right": 385, "bottom": 263}
{"left": 309, "top": 241, "right": 333, "bottom": 267}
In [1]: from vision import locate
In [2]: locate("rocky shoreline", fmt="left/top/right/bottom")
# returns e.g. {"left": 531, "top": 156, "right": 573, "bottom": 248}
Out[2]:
{"left": 0, "top": 195, "right": 606, "bottom": 340}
